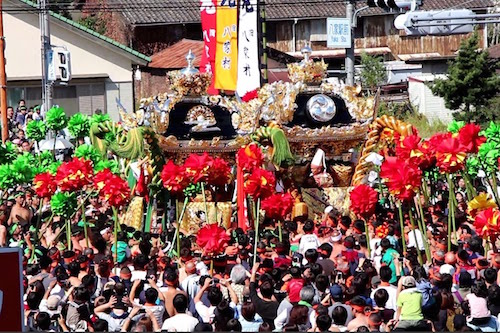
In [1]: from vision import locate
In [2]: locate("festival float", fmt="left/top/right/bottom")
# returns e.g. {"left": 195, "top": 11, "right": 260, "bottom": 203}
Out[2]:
{"left": 98, "top": 45, "right": 392, "bottom": 236}
{"left": 1, "top": 47, "right": 499, "bottom": 265}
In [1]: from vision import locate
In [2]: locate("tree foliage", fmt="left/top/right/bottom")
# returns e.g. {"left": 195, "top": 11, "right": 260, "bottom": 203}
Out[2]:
{"left": 78, "top": 14, "right": 107, "bottom": 35}
{"left": 431, "top": 32, "right": 500, "bottom": 116}
{"left": 360, "top": 52, "right": 387, "bottom": 93}
{"left": 453, "top": 96, "right": 500, "bottom": 127}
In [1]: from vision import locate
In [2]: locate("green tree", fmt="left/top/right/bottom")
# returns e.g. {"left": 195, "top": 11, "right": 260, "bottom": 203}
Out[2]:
{"left": 431, "top": 31, "right": 500, "bottom": 120}
{"left": 78, "top": 15, "right": 107, "bottom": 35}
{"left": 454, "top": 96, "right": 500, "bottom": 127}
{"left": 360, "top": 52, "right": 387, "bottom": 94}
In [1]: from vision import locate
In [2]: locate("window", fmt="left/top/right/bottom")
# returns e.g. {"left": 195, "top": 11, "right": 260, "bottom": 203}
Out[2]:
{"left": 6, "top": 88, "right": 24, "bottom": 108}
{"left": 6, "top": 82, "right": 106, "bottom": 115}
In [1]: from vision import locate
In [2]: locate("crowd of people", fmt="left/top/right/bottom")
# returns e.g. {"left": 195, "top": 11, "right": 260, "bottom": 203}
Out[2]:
{"left": 6, "top": 99, "right": 44, "bottom": 150}
{"left": 2, "top": 98, "right": 500, "bottom": 332}
{"left": 3, "top": 168, "right": 500, "bottom": 332}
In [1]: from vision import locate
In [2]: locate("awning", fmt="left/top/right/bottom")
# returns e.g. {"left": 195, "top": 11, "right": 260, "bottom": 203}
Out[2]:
{"left": 287, "top": 47, "right": 392, "bottom": 59}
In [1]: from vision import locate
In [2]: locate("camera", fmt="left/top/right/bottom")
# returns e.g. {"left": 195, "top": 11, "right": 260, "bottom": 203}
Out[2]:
{"left": 212, "top": 278, "right": 220, "bottom": 285}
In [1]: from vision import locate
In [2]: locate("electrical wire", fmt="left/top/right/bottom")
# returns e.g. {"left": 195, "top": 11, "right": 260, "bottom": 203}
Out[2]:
{"left": 0, "top": 0, "right": 350, "bottom": 13}
{"left": 0, "top": 0, "right": 490, "bottom": 15}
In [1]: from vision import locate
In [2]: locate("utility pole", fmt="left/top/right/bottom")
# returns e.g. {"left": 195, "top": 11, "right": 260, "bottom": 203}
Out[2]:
{"left": 0, "top": 0, "right": 8, "bottom": 143}
{"left": 40, "top": 0, "right": 52, "bottom": 115}
{"left": 345, "top": 0, "right": 355, "bottom": 86}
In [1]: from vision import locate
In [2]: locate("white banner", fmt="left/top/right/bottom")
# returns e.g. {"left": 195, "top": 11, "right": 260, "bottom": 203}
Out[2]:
{"left": 236, "top": 1, "right": 260, "bottom": 97}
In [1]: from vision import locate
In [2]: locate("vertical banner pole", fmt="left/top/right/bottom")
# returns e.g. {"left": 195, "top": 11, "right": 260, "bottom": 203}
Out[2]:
{"left": 259, "top": 0, "right": 268, "bottom": 84}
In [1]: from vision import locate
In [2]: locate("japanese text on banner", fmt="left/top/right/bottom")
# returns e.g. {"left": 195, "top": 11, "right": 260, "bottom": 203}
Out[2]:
{"left": 237, "top": 0, "right": 260, "bottom": 97}
{"left": 199, "top": 0, "right": 218, "bottom": 93}
{"left": 215, "top": 0, "right": 238, "bottom": 91}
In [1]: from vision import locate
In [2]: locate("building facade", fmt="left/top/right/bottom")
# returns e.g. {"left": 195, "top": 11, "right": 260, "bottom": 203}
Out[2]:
{"left": 4, "top": 0, "right": 150, "bottom": 120}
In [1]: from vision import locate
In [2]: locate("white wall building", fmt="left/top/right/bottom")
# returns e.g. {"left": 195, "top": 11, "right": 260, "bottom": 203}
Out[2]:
{"left": 408, "top": 74, "right": 457, "bottom": 124}
{"left": 4, "top": 0, "right": 150, "bottom": 120}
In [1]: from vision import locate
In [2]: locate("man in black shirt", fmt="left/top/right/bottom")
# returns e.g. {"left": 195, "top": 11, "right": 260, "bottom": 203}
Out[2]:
{"left": 249, "top": 263, "right": 279, "bottom": 330}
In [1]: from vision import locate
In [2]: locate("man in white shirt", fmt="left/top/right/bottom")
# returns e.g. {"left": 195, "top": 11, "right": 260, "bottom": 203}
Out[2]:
{"left": 194, "top": 277, "right": 222, "bottom": 324}
{"left": 370, "top": 266, "right": 398, "bottom": 311}
{"left": 406, "top": 227, "right": 425, "bottom": 252}
{"left": 180, "top": 261, "right": 200, "bottom": 301}
{"left": 161, "top": 294, "right": 199, "bottom": 332}
{"left": 299, "top": 220, "right": 320, "bottom": 254}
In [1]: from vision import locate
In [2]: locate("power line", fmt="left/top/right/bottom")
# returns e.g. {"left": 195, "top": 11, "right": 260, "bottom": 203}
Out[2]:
{"left": 0, "top": 0, "right": 349, "bottom": 11}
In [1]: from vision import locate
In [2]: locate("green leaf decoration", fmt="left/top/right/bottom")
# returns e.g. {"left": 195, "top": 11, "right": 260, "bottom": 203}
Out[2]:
{"left": 483, "top": 122, "right": 500, "bottom": 144}
{"left": 48, "top": 161, "right": 62, "bottom": 175}
{"left": 183, "top": 183, "right": 201, "bottom": 198}
{"left": 447, "top": 120, "right": 465, "bottom": 133}
{"left": 46, "top": 106, "right": 68, "bottom": 132}
{"left": 466, "top": 157, "right": 480, "bottom": 177}
{"left": 104, "top": 131, "right": 117, "bottom": 144}
{"left": 0, "top": 164, "right": 15, "bottom": 189}
{"left": 35, "top": 151, "right": 55, "bottom": 170}
{"left": 68, "top": 113, "right": 90, "bottom": 138}
{"left": 26, "top": 120, "right": 47, "bottom": 142}
{"left": 50, "top": 192, "right": 77, "bottom": 219}
{"left": 75, "top": 144, "right": 101, "bottom": 165}
{"left": 90, "top": 113, "right": 111, "bottom": 126}
{"left": 11, "top": 153, "right": 38, "bottom": 185}
{"left": 478, "top": 141, "right": 500, "bottom": 170}
{"left": 0, "top": 142, "right": 18, "bottom": 164}
{"left": 94, "top": 160, "right": 120, "bottom": 174}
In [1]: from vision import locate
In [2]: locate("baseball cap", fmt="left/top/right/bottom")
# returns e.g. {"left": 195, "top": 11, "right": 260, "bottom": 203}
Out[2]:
{"left": 47, "top": 295, "right": 61, "bottom": 311}
{"left": 402, "top": 276, "right": 416, "bottom": 288}
{"left": 329, "top": 284, "right": 343, "bottom": 298}
{"left": 371, "top": 275, "right": 381, "bottom": 287}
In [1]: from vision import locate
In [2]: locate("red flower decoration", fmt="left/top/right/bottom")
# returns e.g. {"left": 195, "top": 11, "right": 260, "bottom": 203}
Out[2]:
{"left": 55, "top": 157, "right": 93, "bottom": 192}
{"left": 458, "top": 124, "right": 486, "bottom": 154}
{"left": 184, "top": 153, "right": 214, "bottom": 184}
{"left": 350, "top": 184, "right": 378, "bottom": 217}
{"left": 395, "top": 134, "right": 429, "bottom": 169}
{"left": 161, "top": 161, "right": 188, "bottom": 195}
{"left": 261, "top": 193, "right": 294, "bottom": 220}
{"left": 241, "top": 89, "right": 259, "bottom": 102}
{"left": 380, "top": 156, "right": 422, "bottom": 202}
{"left": 474, "top": 207, "right": 500, "bottom": 239}
{"left": 427, "top": 133, "right": 450, "bottom": 155}
{"left": 196, "top": 224, "right": 230, "bottom": 255}
{"left": 33, "top": 172, "right": 56, "bottom": 198}
{"left": 207, "top": 157, "right": 232, "bottom": 187}
{"left": 93, "top": 169, "right": 114, "bottom": 191}
{"left": 94, "top": 169, "right": 130, "bottom": 207}
{"left": 244, "top": 168, "right": 276, "bottom": 199}
{"left": 237, "top": 143, "right": 264, "bottom": 172}
{"left": 434, "top": 134, "right": 467, "bottom": 173}
{"left": 419, "top": 139, "right": 436, "bottom": 170}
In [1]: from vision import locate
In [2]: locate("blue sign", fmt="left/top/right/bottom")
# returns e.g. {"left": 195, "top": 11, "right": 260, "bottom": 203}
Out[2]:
{"left": 327, "top": 18, "right": 351, "bottom": 48}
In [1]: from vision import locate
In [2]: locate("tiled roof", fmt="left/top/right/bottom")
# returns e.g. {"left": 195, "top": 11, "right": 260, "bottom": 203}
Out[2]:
{"left": 118, "top": 0, "right": 493, "bottom": 25}
{"left": 18, "top": 0, "right": 151, "bottom": 63}
{"left": 149, "top": 39, "right": 297, "bottom": 69}
{"left": 120, "top": 0, "right": 201, "bottom": 25}
{"left": 148, "top": 39, "right": 204, "bottom": 69}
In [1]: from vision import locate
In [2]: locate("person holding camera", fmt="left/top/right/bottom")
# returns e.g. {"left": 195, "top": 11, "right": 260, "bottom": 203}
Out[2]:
{"left": 130, "top": 278, "right": 165, "bottom": 327}
{"left": 161, "top": 293, "right": 199, "bottom": 332}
